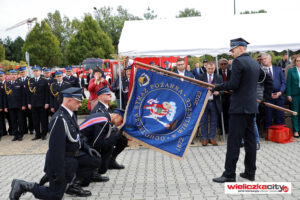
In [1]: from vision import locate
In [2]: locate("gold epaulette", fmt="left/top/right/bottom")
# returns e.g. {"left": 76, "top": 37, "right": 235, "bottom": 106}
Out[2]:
{"left": 28, "top": 78, "right": 36, "bottom": 93}
{"left": 4, "top": 82, "right": 12, "bottom": 95}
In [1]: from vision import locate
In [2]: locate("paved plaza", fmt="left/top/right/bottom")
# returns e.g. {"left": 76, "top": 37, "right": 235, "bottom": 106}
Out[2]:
{"left": 0, "top": 137, "right": 300, "bottom": 200}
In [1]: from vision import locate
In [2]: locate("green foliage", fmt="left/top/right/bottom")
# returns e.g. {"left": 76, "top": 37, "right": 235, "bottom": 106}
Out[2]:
{"left": 240, "top": 9, "right": 267, "bottom": 15}
{"left": 94, "top": 6, "right": 141, "bottom": 52}
{"left": 0, "top": 44, "right": 5, "bottom": 61}
{"left": 65, "top": 14, "right": 114, "bottom": 65}
{"left": 176, "top": 8, "right": 201, "bottom": 18}
{"left": 110, "top": 100, "right": 117, "bottom": 111}
{"left": 187, "top": 57, "right": 201, "bottom": 70}
{"left": 3, "top": 36, "right": 25, "bottom": 62}
{"left": 44, "top": 10, "right": 80, "bottom": 66}
{"left": 78, "top": 98, "right": 90, "bottom": 115}
{"left": 0, "top": 60, "right": 27, "bottom": 72}
{"left": 22, "top": 21, "right": 63, "bottom": 67}
{"left": 143, "top": 7, "right": 157, "bottom": 20}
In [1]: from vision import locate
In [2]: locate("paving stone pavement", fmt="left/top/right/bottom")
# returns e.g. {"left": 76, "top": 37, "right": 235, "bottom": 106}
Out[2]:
{"left": 1, "top": 141, "right": 300, "bottom": 200}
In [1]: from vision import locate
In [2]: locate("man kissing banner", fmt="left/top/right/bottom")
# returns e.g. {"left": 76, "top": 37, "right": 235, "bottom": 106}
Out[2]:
{"left": 123, "top": 68, "right": 209, "bottom": 159}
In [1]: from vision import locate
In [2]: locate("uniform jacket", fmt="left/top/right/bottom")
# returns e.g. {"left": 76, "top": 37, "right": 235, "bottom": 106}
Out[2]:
{"left": 215, "top": 53, "right": 261, "bottom": 114}
{"left": 44, "top": 106, "right": 80, "bottom": 179}
{"left": 17, "top": 76, "right": 30, "bottom": 105}
{"left": 50, "top": 81, "right": 71, "bottom": 111}
{"left": 0, "top": 81, "right": 5, "bottom": 109}
{"left": 286, "top": 67, "right": 300, "bottom": 97}
{"left": 199, "top": 73, "right": 223, "bottom": 114}
{"left": 112, "top": 76, "right": 130, "bottom": 108}
{"left": 79, "top": 112, "right": 112, "bottom": 150}
{"left": 91, "top": 101, "right": 111, "bottom": 120}
{"left": 218, "top": 68, "right": 232, "bottom": 82}
{"left": 63, "top": 75, "right": 79, "bottom": 88}
{"left": 27, "top": 77, "right": 49, "bottom": 107}
{"left": 4, "top": 80, "right": 26, "bottom": 109}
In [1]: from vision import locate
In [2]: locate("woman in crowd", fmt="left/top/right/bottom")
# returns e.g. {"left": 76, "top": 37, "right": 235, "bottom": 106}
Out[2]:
{"left": 286, "top": 55, "right": 300, "bottom": 138}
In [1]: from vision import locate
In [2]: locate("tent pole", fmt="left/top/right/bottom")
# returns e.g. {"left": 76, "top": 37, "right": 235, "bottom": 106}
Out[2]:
{"left": 216, "top": 56, "right": 226, "bottom": 142}
{"left": 119, "top": 63, "right": 122, "bottom": 109}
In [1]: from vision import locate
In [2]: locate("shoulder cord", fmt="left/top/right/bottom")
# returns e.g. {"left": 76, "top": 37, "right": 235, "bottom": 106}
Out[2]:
{"left": 258, "top": 69, "right": 266, "bottom": 84}
{"left": 50, "top": 83, "right": 59, "bottom": 97}
{"left": 28, "top": 79, "right": 36, "bottom": 93}
{"left": 49, "top": 116, "right": 81, "bottom": 148}
{"left": 4, "top": 82, "right": 12, "bottom": 95}
{"left": 93, "top": 121, "right": 111, "bottom": 147}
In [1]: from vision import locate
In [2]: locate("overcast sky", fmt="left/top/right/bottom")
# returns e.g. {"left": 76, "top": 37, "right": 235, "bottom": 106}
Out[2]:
{"left": 0, "top": 0, "right": 299, "bottom": 40}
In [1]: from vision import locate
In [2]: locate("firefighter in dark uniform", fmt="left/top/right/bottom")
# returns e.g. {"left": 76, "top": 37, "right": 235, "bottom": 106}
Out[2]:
{"left": 0, "top": 71, "right": 6, "bottom": 140}
{"left": 9, "top": 87, "right": 93, "bottom": 200}
{"left": 112, "top": 65, "right": 131, "bottom": 110}
{"left": 63, "top": 66, "right": 80, "bottom": 87}
{"left": 42, "top": 67, "right": 55, "bottom": 84}
{"left": 18, "top": 66, "right": 34, "bottom": 135}
{"left": 92, "top": 86, "right": 128, "bottom": 170}
{"left": 50, "top": 71, "right": 71, "bottom": 113}
{"left": 28, "top": 66, "right": 49, "bottom": 140}
{"left": 213, "top": 38, "right": 262, "bottom": 183}
{"left": 4, "top": 69, "right": 26, "bottom": 141}
{"left": 80, "top": 109, "right": 125, "bottom": 180}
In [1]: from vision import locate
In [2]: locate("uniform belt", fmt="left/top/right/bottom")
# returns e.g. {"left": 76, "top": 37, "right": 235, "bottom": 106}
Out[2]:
{"left": 208, "top": 99, "right": 214, "bottom": 102}
{"left": 65, "top": 151, "right": 79, "bottom": 157}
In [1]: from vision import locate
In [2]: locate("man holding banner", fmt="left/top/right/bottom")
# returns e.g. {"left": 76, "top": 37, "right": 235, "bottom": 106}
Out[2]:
{"left": 213, "top": 38, "right": 261, "bottom": 183}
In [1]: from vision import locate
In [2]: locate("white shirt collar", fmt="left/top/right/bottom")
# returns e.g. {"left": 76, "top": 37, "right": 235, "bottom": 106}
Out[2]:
{"left": 35, "top": 76, "right": 40, "bottom": 81}
{"left": 178, "top": 70, "right": 185, "bottom": 76}
{"left": 99, "top": 100, "right": 109, "bottom": 110}
{"left": 61, "top": 104, "right": 74, "bottom": 117}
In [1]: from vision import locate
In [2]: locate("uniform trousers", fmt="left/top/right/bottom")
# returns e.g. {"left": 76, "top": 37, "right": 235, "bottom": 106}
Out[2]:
{"left": 31, "top": 107, "right": 48, "bottom": 137}
{"left": 33, "top": 157, "right": 78, "bottom": 200}
{"left": 223, "top": 114, "right": 257, "bottom": 178}
{"left": 8, "top": 108, "right": 25, "bottom": 139}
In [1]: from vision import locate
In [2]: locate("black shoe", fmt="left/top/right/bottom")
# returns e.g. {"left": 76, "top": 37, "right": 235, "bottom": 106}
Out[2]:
{"left": 240, "top": 173, "right": 255, "bottom": 181}
{"left": 39, "top": 174, "right": 49, "bottom": 186}
{"left": 32, "top": 136, "right": 41, "bottom": 141}
{"left": 256, "top": 143, "right": 260, "bottom": 150}
{"left": 91, "top": 172, "right": 109, "bottom": 182}
{"left": 12, "top": 137, "right": 18, "bottom": 141}
{"left": 30, "top": 131, "right": 34, "bottom": 135}
{"left": 212, "top": 176, "right": 236, "bottom": 183}
{"left": 17, "top": 138, "right": 23, "bottom": 141}
{"left": 41, "top": 136, "right": 47, "bottom": 140}
{"left": 9, "top": 179, "right": 35, "bottom": 200}
{"left": 109, "top": 161, "right": 125, "bottom": 169}
{"left": 66, "top": 183, "right": 91, "bottom": 197}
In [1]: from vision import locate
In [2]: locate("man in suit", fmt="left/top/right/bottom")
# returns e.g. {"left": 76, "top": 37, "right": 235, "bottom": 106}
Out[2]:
{"left": 218, "top": 58, "right": 231, "bottom": 134}
{"left": 63, "top": 66, "right": 80, "bottom": 88}
{"left": 28, "top": 66, "right": 49, "bottom": 140}
{"left": 18, "top": 67, "right": 34, "bottom": 135}
{"left": 192, "top": 62, "right": 202, "bottom": 80}
{"left": 199, "top": 62, "right": 223, "bottom": 146}
{"left": 174, "top": 58, "right": 194, "bottom": 79}
{"left": 9, "top": 87, "right": 92, "bottom": 200}
{"left": 262, "top": 53, "right": 286, "bottom": 130}
{"left": 213, "top": 38, "right": 261, "bottom": 183}
{"left": 4, "top": 70, "right": 26, "bottom": 141}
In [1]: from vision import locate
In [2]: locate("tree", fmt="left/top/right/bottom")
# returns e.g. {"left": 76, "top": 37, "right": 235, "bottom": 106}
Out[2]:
{"left": 94, "top": 6, "right": 141, "bottom": 52}
{"left": 176, "top": 8, "right": 201, "bottom": 18}
{"left": 240, "top": 9, "right": 267, "bottom": 15}
{"left": 44, "top": 10, "right": 80, "bottom": 65}
{"left": 10, "top": 37, "right": 24, "bottom": 62}
{"left": 22, "top": 21, "right": 63, "bottom": 67}
{"left": 0, "top": 44, "right": 5, "bottom": 61}
{"left": 144, "top": 7, "right": 157, "bottom": 20}
{"left": 3, "top": 37, "right": 13, "bottom": 61}
{"left": 65, "top": 15, "right": 114, "bottom": 65}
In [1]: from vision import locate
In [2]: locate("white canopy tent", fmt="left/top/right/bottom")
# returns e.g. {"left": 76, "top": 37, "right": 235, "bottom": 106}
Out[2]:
{"left": 118, "top": 13, "right": 300, "bottom": 57}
